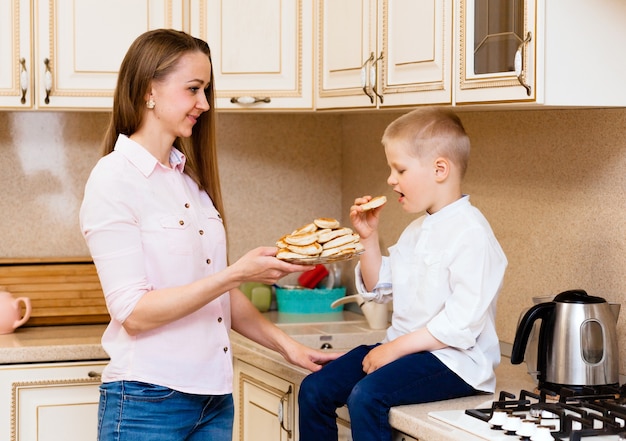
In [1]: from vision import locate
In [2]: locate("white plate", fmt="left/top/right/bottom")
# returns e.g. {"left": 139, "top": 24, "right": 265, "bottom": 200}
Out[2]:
{"left": 279, "top": 249, "right": 364, "bottom": 265}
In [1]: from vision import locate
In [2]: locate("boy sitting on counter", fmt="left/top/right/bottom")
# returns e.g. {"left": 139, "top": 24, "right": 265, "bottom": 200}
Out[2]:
{"left": 298, "top": 107, "right": 508, "bottom": 441}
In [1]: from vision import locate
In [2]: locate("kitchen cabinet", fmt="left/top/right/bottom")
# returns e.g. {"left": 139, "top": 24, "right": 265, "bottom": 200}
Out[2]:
{"left": 316, "top": 0, "right": 452, "bottom": 109}
{"left": 455, "top": 0, "right": 626, "bottom": 106}
{"left": 188, "top": 0, "right": 314, "bottom": 110}
{"left": 392, "top": 431, "right": 419, "bottom": 441}
{"left": 0, "top": 360, "right": 105, "bottom": 441}
{"left": 0, "top": 0, "right": 183, "bottom": 110}
{"left": 233, "top": 358, "right": 353, "bottom": 441}
{"left": 233, "top": 359, "right": 296, "bottom": 441}
{"left": 0, "top": 0, "right": 31, "bottom": 108}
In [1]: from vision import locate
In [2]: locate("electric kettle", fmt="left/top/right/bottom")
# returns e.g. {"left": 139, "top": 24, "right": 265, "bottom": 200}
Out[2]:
{"left": 510, "top": 289, "right": 620, "bottom": 392}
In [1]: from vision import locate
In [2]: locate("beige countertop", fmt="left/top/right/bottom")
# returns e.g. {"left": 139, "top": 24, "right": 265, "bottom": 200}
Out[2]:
{"left": 0, "top": 316, "right": 537, "bottom": 441}
{"left": 0, "top": 324, "right": 108, "bottom": 364}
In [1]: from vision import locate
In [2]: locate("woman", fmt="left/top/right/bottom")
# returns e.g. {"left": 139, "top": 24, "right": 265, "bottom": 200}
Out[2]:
{"left": 80, "top": 29, "right": 338, "bottom": 441}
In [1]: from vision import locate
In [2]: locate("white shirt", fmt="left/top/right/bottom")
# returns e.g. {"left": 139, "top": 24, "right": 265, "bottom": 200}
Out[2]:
{"left": 355, "top": 196, "right": 507, "bottom": 392}
{"left": 80, "top": 135, "right": 232, "bottom": 395}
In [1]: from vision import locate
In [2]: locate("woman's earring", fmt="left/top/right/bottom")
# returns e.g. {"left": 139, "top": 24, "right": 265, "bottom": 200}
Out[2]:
{"left": 146, "top": 98, "right": 155, "bottom": 109}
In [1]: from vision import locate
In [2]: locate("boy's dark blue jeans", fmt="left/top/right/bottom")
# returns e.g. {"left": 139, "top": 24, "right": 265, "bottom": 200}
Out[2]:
{"left": 298, "top": 344, "right": 478, "bottom": 441}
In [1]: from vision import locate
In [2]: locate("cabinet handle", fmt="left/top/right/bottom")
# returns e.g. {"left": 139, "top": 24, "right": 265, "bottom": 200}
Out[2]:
{"left": 43, "top": 58, "right": 52, "bottom": 104}
{"left": 514, "top": 32, "right": 532, "bottom": 96}
{"left": 371, "top": 52, "right": 384, "bottom": 104}
{"left": 277, "top": 385, "right": 293, "bottom": 438}
{"left": 230, "top": 96, "right": 271, "bottom": 105}
{"left": 19, "top": 58, "right": 28, "bottom": 104}
{"left": 360, "top": 53, "right": 375, "bottom": 103}
{"left": 87, "top": 371, "right": 102, "bottom": 381}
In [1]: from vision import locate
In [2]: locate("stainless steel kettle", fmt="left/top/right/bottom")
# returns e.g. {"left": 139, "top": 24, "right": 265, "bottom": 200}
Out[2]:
{"left": 511, "top": 289, "right": 620, "bottom": 392}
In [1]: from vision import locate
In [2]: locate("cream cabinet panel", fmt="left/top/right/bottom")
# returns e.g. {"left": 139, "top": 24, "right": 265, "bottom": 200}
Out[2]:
{"left": 233, "top": 359, "right": 295, "bottom": 441}
{"left": 189, "top": 0, "right": 313, "bottom": 110}
{"left": 316, "top": 0, "right": 451, "bottom": 109}
{"left": 37, "top": 0, "right": 184, "bottom": 109}
{"left": 455, "top": 0, "right": 626, "bottom": 106}
{"left": 316, "top": 0, "right": 377, "bottom": 109}
{"left": 454, "top": 0, "right": 536, "bottom": 104}
{"left": 0, "top": 0, "right": 32, "bottom": 107}
{"left": 378, "top": 0, "right": 451, "bottom": 107}
{"left": 0, "top": 361, "right": 106, "bottom": 441}
{"left": 392, "top": 431, "right": 419, "bottom": 441}
{"left": 0, "top": 0, "right": 183, "bottom": 110}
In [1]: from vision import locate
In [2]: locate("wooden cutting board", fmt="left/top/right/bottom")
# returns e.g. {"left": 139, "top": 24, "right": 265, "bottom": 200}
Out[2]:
{"left": 0, "top": 257, "right": 109, "bottom": 326}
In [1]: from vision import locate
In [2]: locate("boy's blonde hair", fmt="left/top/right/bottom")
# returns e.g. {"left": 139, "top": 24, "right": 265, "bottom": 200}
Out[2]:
{"left": 382, "top": 107, "right": 471, "bottom": 178}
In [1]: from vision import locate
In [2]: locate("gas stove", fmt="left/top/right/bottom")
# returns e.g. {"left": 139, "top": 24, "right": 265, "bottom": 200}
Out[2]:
{"left": 429, "top": 385, "right": 626, "bottom": 440}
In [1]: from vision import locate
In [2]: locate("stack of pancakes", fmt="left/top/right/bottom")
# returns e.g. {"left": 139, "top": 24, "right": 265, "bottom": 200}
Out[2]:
{"left": 276, "top": 218, "right": 363, "bottom": 261}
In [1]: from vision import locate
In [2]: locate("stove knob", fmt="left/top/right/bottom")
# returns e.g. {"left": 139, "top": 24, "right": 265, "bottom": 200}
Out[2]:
{"left": 516, "top": 419, "right": 537, "bottom": 438}
{"left": 488, "top": 410, "right": 508, "bottom": 429}
{"left": 530, "top": 425, "right": 553, "bottom": 441}
{"left": 502, "top": 415, "right": 521, "bottom": 434}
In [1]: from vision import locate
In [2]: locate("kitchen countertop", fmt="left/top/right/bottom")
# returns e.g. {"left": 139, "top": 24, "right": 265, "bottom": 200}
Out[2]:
{"left": 0, "top": 317, "right": 537, "bottom": 441}
{"left": 0, "top": 324, "right": 108, "bottom": 363}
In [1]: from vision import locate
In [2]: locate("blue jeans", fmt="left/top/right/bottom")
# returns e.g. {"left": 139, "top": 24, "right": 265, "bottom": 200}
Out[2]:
{"left": 97, "top": 381, "right": 233, "bottom": 441}
{"left": 298, "top": 344, "right": 478, "bottom": 441}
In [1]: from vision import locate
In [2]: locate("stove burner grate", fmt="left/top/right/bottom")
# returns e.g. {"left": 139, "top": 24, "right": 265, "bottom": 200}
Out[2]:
{"left": 464, "top": 386, "right": 626, "bottom": 440}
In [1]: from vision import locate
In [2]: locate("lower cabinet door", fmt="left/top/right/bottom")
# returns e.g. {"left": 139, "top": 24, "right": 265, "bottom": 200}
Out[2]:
{"left": 234, "top": 360, "right": 295, "bottom": 441}
{"left": 337, "top": 417, "right": 352, "bottom": 440}
{"left": 0, "top": 361, "right": 105, "bottom": 441}
{"left": 392, "top": 430, "right": 419, "bottom": 441}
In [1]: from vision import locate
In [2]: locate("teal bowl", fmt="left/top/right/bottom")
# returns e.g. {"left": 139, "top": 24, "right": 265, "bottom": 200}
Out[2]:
{"left": 275, "top": 287, "right": 346, "bottom": 314}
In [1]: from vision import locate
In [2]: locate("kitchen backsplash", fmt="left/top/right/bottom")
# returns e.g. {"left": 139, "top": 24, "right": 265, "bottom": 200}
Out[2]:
{"left": 1, "top": 108, "right": 625, "bottom": 372}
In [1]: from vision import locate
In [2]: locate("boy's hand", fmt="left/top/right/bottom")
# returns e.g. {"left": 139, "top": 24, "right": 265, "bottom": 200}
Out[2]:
{"left": 361, "top": 341, "right": 399, "bottom": 374}
{"left": 350, "top": 195, "right": 384, "bottom": 240}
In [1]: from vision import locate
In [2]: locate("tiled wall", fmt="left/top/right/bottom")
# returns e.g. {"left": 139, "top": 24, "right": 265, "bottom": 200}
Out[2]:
{"left": 1, "top": 108, "right": 625, "bottom": 373}
{"left": 340, "top": 108, "right": 626, "bottom": 369}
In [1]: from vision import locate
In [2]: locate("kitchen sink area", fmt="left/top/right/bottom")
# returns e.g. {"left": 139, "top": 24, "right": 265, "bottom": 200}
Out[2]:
{"left": 230, "top": 310, "right": 540, "bottom": 441}
{"left": 276, "top": 320, "right": 387, "bottom": 350}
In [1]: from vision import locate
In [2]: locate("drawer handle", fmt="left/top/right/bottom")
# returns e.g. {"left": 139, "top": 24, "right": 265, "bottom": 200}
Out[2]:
{"left": 43, "top": 58, "right": 52, "bottom": 104}
{"left": 360, "top": 52, "right": 375, "bottom": 104}
{"left": 230, "top": 96, "right": 271, "bottom": 105}
{"left": 87, "top": 371, "right": 102, "bottom": 381}
{"left": 277, "top": 385, "right": 293, "bottom": 438}
{"left": 371, "top": 52, "right": 384, "bottom": 104}
{"left": 514, "top": 32, "right": 532, "bottom": 96}
{"left": 19, "top": 58, "right": 28, "bottom": 104}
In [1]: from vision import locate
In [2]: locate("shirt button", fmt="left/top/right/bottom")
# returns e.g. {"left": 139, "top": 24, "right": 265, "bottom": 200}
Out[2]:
{"left": 206, "top": 258, "right": 212, "bottom": 265}
{"left": 184, "top": 203, "right": 190, "bottom": 208}
{"left": 179, "top": 220, "right": 184, "bottom": 226}
{"left": 199, "top": 230, "right": 204, "bottom": 235}
{"left": 217, "top": 317, "right": 223, "bottom": 323}
{"left": 223, "top": 347, "right": 229, "bottom": 353}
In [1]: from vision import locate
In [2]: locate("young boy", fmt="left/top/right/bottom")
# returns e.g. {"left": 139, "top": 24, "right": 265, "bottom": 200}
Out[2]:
{"left": 298, "top": 107, "right": 508, "bottom": 441}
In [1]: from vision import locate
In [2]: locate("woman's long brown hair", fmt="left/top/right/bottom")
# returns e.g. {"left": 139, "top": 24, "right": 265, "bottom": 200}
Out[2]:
{"left": 102, "top": 29, "right": 225, "bottom": 221}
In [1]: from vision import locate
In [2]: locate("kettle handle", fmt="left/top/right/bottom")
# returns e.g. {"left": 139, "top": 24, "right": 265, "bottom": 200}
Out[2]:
{"left": 510, "top": 302, "right": 555, "bottom": 364}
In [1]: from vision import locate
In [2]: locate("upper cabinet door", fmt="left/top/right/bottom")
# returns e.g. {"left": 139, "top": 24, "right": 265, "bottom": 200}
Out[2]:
{"left": 189, "top": 0, "right": 313, "bottom": 110}
{"left": 0, "top": 0, "right": 33, "bottom": 108}
{"left": 36, "top": 0, "right": 183, "bottom": 109}
{"left": 316, "top": 0, "right": 451, "bottom": 110}
{"left": 378, "top": 0, "right": 452, "bottom": 107}
{"left": 316, "top": 0, "right": 377, "bottom": 109}
{"left": 455, "top": 0, "right": 535, "bottom": 103}
{"left": 456, "top": 0, "right": 626, "bottom": 106}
